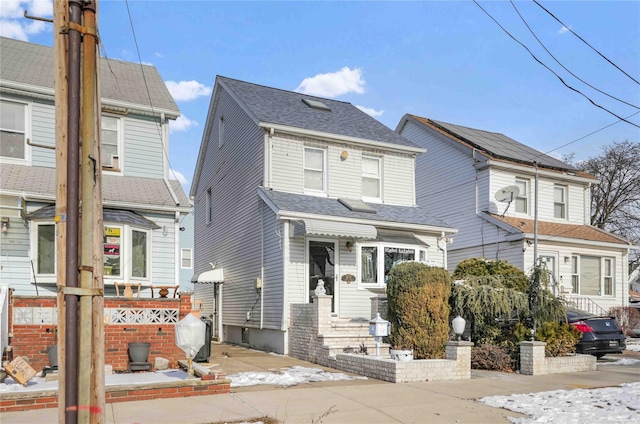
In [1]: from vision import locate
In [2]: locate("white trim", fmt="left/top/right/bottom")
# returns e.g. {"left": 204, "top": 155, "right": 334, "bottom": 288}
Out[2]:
{"left": 29, "top": 220, "right": 56, "bottom": 283}
{"left": 303, "top": 146, "right": 327, "bottom": 195}
{"left": 100, "top": 114, "right": 124, "bottom": 175}
{"left": 0, "top": 97, "right": 32, "bottom": 165}
{"left": 361, "top": 154, "right": 382, "bottom": 203}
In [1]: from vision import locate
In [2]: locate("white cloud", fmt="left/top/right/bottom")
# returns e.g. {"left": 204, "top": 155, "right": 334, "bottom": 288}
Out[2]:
{"left": 558, "top": 26, "right": 571, "bottom": 35}
{"left": 165, "top": 80, "right": 212, "bottom": 102}
{"left": 0, "top": 0, "right": 52, "bottom": 40}
{"left": 169, "top": 169, "right": 189, "bottom": 186}
{"left": 154, "top": 52, "right": 164, "bottom": 58}
{"left": 170, "top": 115, "right": 197, "bottom": 132}
{"left": 355, "top": 105, "right": 384, "bottom": 117}
{"left": 295, "top": 67, "right": 365, "bottom": 98}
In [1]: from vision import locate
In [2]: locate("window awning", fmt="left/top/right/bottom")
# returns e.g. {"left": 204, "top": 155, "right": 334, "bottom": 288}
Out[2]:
{"left": 291, "top": 219, "right": 377, "bottom": 239}
{"left": 27, "top": 205, "right": 160, "bottom": 229}
{"left": 192, "top": 268, "right": 224, "bottom": 284}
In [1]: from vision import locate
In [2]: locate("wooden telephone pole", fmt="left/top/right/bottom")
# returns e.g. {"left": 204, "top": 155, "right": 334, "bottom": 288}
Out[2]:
{"left": 54, "top": 0, "right": 105, "bottom": 422}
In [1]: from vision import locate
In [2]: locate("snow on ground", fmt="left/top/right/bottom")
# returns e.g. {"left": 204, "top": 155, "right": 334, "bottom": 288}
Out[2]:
{"left": 602, "top": 358, "right": 640, "bottom": 366}
{"left": 479, "top": 382, "right": 640, "bottom": 424}
{"left": 626, "top": 343, "right": 640, "bottom": 352}
{"left": 228, "top": 366, "right": 367, "bottom": 388}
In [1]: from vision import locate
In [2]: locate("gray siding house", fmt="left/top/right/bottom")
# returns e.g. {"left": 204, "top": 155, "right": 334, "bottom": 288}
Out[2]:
{"left": 191, "top": 76, "right": 455, "bottom": 353}
{"left": 0, "top": 37, "right": 191, "bottom": 297}
{"left": 397, "top": 114, "right": 635, "bottom": 313}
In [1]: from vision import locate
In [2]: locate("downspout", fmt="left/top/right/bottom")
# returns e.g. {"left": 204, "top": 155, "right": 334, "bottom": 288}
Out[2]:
{"left": 534, "top": 162, "right": 539, "bottom": 264}
{"left": 260, "top": 202, "right": 264, "bottom": 329}
{"left": 161, "top": 112, "right": 180, "bottom": 206}
{"left": 441, "top": 231, "right": 447, "bottom": 268}
{"left": 174, "top": 211, "right": 180, "bottom": 286}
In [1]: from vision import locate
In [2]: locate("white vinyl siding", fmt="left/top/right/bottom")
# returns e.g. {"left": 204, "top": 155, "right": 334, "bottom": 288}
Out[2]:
{"left": 382, "top": 153, "right": 414, "bottom": 206}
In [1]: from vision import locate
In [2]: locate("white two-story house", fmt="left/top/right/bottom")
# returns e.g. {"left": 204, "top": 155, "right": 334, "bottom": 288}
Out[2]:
{"left": 397, "top": 115, "right": 635, "bottom": 313}
{"left": 0, "top": 37, "right": 191, "bottom": 297}
{"left": 191, "top": 77, "right": 456, "bottom": 353}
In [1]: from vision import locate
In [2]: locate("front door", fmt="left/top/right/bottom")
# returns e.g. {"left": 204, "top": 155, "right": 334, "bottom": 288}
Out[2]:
{"left": 540, "top": 254, "right": 557, "bottom": 293}
{"left": 308, "top": 240, "right": 336, "bottom": 313}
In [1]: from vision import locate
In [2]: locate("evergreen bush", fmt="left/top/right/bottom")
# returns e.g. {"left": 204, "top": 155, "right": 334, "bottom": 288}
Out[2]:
{"left": 534, "top": 321, "right": 582, "bottom": 357}
{"left": 452, "top": 258, "right": 529, "bottom": 292}
{"left": 386, "top": 262, "right": 451, "bottom": 359}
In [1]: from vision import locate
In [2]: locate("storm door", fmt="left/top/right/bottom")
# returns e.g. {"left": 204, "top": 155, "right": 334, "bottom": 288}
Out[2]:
{"left": 308, "top": 240, "right": 336, "bottom": 313}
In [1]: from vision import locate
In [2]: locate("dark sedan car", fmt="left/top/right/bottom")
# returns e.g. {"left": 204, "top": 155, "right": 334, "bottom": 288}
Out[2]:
{"left": 566, "top": 308, "right": 626, "bottom": 358}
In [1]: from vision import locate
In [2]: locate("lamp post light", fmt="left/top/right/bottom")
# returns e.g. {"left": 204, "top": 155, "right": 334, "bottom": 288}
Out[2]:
{"left": 369, "top": 313, "right": 390, "bottom": 357}
{"left": 175, "top": 313, "right": 206, "bottom": 379}
{"left": 452, "top": 315, "right": 466, "bottom": 342}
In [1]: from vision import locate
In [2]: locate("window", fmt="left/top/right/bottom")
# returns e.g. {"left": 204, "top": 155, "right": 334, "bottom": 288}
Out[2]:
{"left": 36, "top": 224, "right": 56, "bottom": 275}
{"left": 103, "top": 225, "right": 151, "bottom": 281}
{"left": 570, "top": 255, "right": 614, "bottom": 296}
{"left": 362, "top": 155, "right": 381, "bottom": 201}
{"left": 181, "top": 248, "right": 193, "bottom": 269}
{"left": 101, "top": 115, "right": 121, "bottom": 169}
{"left": 303, "top": 147, "right": 325, "bottom": 193}
{"left": 206, "top": 188, "right": 212, "bottom": 224}
{"left": 515, "top": 178, "right": 528, "bottom": 214}
{"left": 554, "top": 185, "right": 566, "bottom": 219}
{"left": 0, "top": 99, "right": 27, "bottom": 160}
{"left": 359, "top": 243, "right": 425, "bottom": 287}
{"left": 218, "top": 116, "right": 224, "bottom": 148}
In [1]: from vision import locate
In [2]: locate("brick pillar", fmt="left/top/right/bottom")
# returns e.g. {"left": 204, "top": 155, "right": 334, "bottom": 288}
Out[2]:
{"left": 445, "top": 341, "right": 473, "bottom": 380}
{"left": 313, "top": 295, "right": 333, "bottom": 335}
{"left": 178, "top": 293, "right": 193, "bottom": 318}
{"left": 370, "top": 295, "right": 388, "bottom": 320}
{"left": 519, "top": 341, "right": 546, "bottom": 375}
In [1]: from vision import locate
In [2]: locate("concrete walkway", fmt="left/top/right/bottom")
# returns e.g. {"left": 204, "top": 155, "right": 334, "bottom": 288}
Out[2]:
{"left": 2, "top": 346, "right": 639, "bottom": 424}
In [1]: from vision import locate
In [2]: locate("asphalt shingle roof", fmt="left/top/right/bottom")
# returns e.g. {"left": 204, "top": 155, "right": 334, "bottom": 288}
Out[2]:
{"left": 409, "top": 115, "right": 579, "bottom": 172}
{"left": 0, "top": 37, "right": 179, "bottom": 115}
{"left": 484, "top": 212, "right": 630, "bottom": 245}
{"left": 1, "top": 164, "right": 189, "bottom": 209}
{"left": 218, "top": 76, "right": 418, "bottom": 149}
{"left": 259, "top": 188, "right": 453, "bottom": 230}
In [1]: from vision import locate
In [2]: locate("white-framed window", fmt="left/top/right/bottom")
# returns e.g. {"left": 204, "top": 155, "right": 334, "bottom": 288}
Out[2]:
{"left": 103, "top": 224, "right": 151, "bottom": 282}
{"left": 303, "top": 146, "right": 326, "bottom": 194}
{"left": 554, "top": 185, "right": 567, "bottom": 219}
{"left": 181, "top": 248, "right": 193, "bottom": 269}
{"left": 218, "top": 116, "right": 224, "bottom": 148}
{"left": 358, "top": 242, "right": 427, "bottom": 287}
{"left": 362, "top": 155, "right": 381, "bottom": 201}
{"left": 206, "top": 188, "right": 212, "bottom": 224}
{"left": 101, "top": 114, "right": 122, "bottom": 171}
{"left": 570, "top": 255, "right": 615, "bottom": 296}
{"left": 515, "top": 178, "right": 528, "bottom": 214}
{"left": 0, "top": 98, "right": 29, "bottom": 163}
{"left": 31, "top": 222, "right": 56, "bottom": 278}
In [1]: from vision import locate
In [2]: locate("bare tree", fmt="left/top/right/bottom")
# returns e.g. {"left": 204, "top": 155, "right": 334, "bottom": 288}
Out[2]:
{"left": 574, "top": 141, "right": 640, "bottom": 270}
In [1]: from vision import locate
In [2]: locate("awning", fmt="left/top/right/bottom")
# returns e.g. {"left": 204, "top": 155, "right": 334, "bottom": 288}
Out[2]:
{"left": 192, "top": 268, "right": 224, "bottom": 283}
{"left": 291, "top": 219, "right": 377, "bottom": 239}
{"left": 27, "top": 205, "right": 161, "bottom": 229}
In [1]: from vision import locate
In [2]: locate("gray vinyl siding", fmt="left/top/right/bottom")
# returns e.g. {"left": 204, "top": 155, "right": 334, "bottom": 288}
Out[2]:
{"left": 30, "top": 100, "right": 56, "bottom": 167}
{"left": 286, "top": 236, "right": 306, "bottom": 306}
{"left": 193, "top": 86, "right": 264, "bottom": 329}
{"left": 193, "top": 283, "right": 215, "bottom": 317}
{"left": 269, "top": 136, "right": 303, "bottom": 193}
{"left": 123, "top": 115, "right": 164, "bottom": 179}
{"left": 261, "top": 205, "right": 284, "bottom": 329}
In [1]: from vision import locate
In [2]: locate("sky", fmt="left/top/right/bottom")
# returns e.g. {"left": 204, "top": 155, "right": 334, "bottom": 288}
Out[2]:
{"left": 1, "top": 0, "right": 639, "bottom": 194}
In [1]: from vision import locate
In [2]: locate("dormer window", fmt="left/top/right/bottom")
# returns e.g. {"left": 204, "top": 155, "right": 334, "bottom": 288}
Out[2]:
{"left": 303, "top": 146, "right": 326, "bottom": 194}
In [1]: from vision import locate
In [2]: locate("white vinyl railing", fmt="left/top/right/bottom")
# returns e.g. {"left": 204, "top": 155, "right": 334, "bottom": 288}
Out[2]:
{"left": 0, "top": 286, "right": 9, "bottom": 359}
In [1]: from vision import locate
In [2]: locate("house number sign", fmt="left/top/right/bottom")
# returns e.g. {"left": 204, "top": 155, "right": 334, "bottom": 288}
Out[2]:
{"left": 341, "top": 274, "right": 355, "bottom": 284}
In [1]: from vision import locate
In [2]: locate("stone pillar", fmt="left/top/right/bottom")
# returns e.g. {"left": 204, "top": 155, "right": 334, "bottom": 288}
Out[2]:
{"left": 314, "top": 295, "right": 333, "bottom": 335}
{"left": 445, "top": 341, "right": 473, "bottom": 380}
{"left": 519, "top": 341, "right": 546, "bottom": 375}
{"left": 370, "top": 295, "right": 388, "bottom": 320}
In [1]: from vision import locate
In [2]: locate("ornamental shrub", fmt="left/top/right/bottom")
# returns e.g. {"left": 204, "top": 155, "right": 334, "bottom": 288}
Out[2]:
{"left": 534, "top": 321, "right": 582, "bottom": 357}
{"left": 386, "top": 262, "right": 451, "bottom": 359}
{"left": 609, "top": 306, "right": 640, "bottom": 336}
{"left": 452, "top": 258, "right": 529, "bottom": 292}
{"left": 471, "top": 344, "right": 515, "bottom": 372}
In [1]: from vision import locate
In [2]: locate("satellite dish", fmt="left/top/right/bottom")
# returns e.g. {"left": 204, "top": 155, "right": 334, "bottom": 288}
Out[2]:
{"left": 495, "top": 185, "right": 520, "bottom": 203}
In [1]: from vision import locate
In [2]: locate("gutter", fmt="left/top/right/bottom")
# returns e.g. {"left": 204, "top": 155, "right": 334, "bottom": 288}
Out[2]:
{"left": 476, "top": 159, "right": 597, "bottom": 184}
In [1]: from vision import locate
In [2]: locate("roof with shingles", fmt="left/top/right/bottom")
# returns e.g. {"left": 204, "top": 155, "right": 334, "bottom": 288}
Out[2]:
{"left": 484, "top": 212, "right": 631, "bottom": 246}
{"left": 0, "top": 164, "right": 189, "bottom": 210}
{"left": 407, "top": 115, "right": 594, "bottom": 177}
{"left": 258, "top": 188, "right": 455, "bottom": 231}
{"left": 218, "top": 76, "right": 418, "bottom": 148}
{"left": 0, "top": 36, "right": 179, "bottom": 115}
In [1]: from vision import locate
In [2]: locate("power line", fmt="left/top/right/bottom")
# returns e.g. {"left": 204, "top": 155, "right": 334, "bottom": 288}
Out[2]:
{"left": 533, "top": 0, "right": 640, "bottom": 86}
{"left": 509, "top": 0, "right": 639, "bottom": 110}
{"left": 472, "top": 0, "right": 640, "bottom": 129}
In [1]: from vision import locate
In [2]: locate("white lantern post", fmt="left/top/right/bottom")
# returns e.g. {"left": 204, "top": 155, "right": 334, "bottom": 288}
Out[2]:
{"left": 452, "top": 315, "right": 466, "bottom": 341}
{"left": 175, "top": 313, "right": 206, "bottom": 378}
{"left": 369, "top": 313, "right": 390, "bottom": 357}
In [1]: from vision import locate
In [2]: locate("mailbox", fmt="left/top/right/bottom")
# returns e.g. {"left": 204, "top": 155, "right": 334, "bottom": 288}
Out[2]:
{"left": 369, "top": 313, "right": 390, "bottom": 337}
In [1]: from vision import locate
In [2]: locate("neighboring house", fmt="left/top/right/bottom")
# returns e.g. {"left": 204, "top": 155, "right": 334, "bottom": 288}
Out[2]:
{"left": 397, "top": 115, "right": 635, "bottom": 313}
{"left": 0, "top": 37, "right": 191, "bottom": 297}
{"left": 191, "top": 76, "right": 455, "bottom": 354}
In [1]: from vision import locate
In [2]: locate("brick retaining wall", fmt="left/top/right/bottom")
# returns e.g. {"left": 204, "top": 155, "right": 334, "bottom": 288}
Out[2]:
{"left": 519, "top": 341, "right": 597, "bottom": 375}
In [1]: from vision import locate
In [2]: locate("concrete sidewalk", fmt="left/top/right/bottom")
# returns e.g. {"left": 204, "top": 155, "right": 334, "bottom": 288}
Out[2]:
{"left": 2, "top": 348, "right": 639, "bottom": 424}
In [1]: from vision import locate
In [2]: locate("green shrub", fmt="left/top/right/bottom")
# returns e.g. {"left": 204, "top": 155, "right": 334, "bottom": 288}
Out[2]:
{"left": 386, "top": 262, "right": 451, "bottom": 359}
{"left": 452, "top": 258, "right": 529, "bottom": 292}
{"left": 534, "top": 322, "right": 581, "bottom": 357}
{"left": 471, "top": 344, "right": 515, "bottom": 372}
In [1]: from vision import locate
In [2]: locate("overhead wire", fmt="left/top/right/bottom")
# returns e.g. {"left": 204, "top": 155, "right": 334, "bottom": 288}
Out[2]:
{"left": 509, "top": 0, "right": 639, "bottom": 110}
{"left": 472, "top": 0, "right": 640, "bottom": 129}
{"left": 532, "top": 0, "right": 640, "bottom": 86}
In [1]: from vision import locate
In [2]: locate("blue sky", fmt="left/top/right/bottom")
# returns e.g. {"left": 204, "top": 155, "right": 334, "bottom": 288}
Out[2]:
{"left": 2, "top": 1, "right": 639, "bottom": 193}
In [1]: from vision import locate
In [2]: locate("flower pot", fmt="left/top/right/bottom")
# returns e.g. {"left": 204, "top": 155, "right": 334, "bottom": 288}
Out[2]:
{"left": 128, "top": 342, "right": 151, "bottom": 363}
{"left": 390, "top": 349, "right": 414, "bottom": 361}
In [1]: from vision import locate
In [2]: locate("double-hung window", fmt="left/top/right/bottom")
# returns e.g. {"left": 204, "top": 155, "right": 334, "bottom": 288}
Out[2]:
{"left": 515, "top": 178, "right": 528, "bottom": 214}
{"left": 103, "top": 225, "right": 151, "bottom": 282}
{"left": 362, "top": 155, "right": 381, "bottom": 201}
{"left": 554, "top": 185, "right": 566, "bottom": 219}
{"left": 570, "top": 255, "right": 614, "bottom": 296}
{"left": 0, "top": 99, "right": 28, "bottom": 162}
{"left": 359, "top": 243, "right": 427, "bottom": 287}
{"left": 303, "top": 146, "right": 326, "bottom": 194}
{"left": 181, "top": 248, "right": 193, "bottom": 269}
{"left": 101, "top": 115, "right": 121, "bottom": 170}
